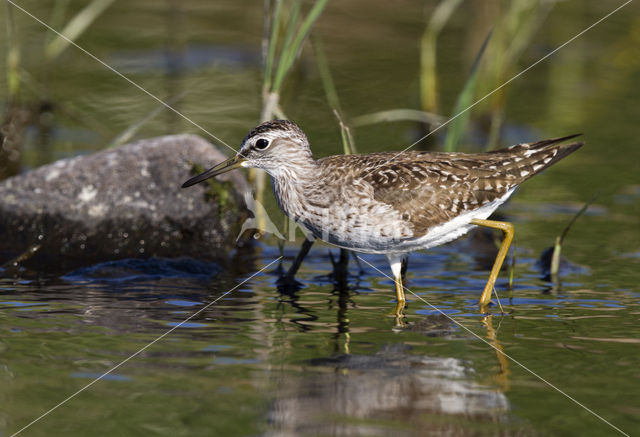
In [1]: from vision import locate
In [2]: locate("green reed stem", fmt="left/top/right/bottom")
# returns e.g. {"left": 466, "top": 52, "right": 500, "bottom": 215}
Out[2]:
{"left": 444, "top": 30, "right": 492, "bottom": 152}
{"left": 352, "top": 109, "right": 445, "bottom": 127}
{"left": 314, "top": 35, "right": 356, "bottom": 155}
{"left": 550, "top": 192, "right": 598, "bottom": 278}
{"left": 46, "top": 0, "right": 71, "bottom": 46}
{"left": 5, "top": 2, "right": 20, "bottom": 101}
{"left": 272, "top": 0, "right": 327, "bottom": 92}
{"left": 45, "top": 0, "right": 116, "bottom": 61}
{"left": 263, "top": 0, "right": 283, "bottom": 93}
{"left": 420, "top": 0, "right": 462, "bottom": 114}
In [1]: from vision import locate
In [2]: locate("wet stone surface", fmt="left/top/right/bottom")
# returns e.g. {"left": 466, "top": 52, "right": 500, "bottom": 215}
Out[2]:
{"left": 0, "top": 134, "right": 250, "bottom": 272}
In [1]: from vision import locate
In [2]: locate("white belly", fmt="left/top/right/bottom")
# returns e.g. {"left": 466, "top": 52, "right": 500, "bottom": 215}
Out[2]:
{"left": 383, "top": 187, "right": 517, "bottom": 254}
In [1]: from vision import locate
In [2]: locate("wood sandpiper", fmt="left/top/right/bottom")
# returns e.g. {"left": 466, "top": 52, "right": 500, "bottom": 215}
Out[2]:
{"left": 182, "top": 120, "right": 582, "bottom": 312}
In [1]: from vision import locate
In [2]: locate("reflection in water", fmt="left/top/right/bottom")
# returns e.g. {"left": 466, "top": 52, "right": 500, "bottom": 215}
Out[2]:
{"left": 266, "top": 344, "right": 510, "bottom": 436}
{"left": 275, "top": 275, "right": 319, "bottom": 332}
{"left": 276, "top": 248, "right": 357, "bottom": 337}
{"left": 269, "top": 263, "right": 513, "bottom": 436}
{"left": 329, "top": 281, "right": 353, "bottom": 355}
{"left": 483, "top": 315, "right": 510, "bottom": 391}
{"left": 2, "top": 246, "right": 638, "bottom": 435}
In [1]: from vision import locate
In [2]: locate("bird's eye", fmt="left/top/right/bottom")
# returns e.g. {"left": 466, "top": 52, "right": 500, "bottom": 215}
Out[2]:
{"left": 255, "top": 138, "right": 270, "bottom": 150}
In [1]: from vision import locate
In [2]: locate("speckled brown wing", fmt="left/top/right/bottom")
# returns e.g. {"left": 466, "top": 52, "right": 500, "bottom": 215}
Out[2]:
{"left": 348, "top": 135, "right": 583, "bottom": 236}
{"left": 356, "top": 152, "right": 505, "bottom": 235}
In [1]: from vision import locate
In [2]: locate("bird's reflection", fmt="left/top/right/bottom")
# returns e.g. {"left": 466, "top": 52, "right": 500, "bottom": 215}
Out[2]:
{"left": 266, "top": 340, "right": 512, "bottom": 436}
{"left": 482, "top": 314, "right": 511, "bottom": 391}
{"left": 270, "top": 242, "right": 510, "bottom": 426}
{"left": 275, "top": 273, "right": 318, "bottom": 332}
{"left": 275, "top": 247, "right": 363, "bottom": 338}
{"left": 266, "top": 249, "right": 517, "bottom": 435}
{"left": 327, "top": 275, "right": 354, "bottom": 355}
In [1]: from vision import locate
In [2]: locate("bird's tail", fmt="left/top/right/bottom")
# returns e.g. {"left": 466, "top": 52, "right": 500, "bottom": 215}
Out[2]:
{"left": 488, "top": 134, "right": 583, "bottom": 182}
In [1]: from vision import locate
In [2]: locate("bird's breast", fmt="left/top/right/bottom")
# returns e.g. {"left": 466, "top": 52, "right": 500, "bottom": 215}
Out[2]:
{"left": 271, "top": 176, "right": 414, "bottom": 252}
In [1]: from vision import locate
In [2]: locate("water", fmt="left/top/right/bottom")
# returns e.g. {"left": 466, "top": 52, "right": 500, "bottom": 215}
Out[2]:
{"left": 1, "top": 1, "right": 640, "bottom": 436}
{"left": 2, "top": 242, "right": 639, "bottom": 436}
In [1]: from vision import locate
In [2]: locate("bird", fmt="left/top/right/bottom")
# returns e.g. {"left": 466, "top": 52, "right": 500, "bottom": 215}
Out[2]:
{"left": 182, "top": 120, "right": 582, "bottom": 312}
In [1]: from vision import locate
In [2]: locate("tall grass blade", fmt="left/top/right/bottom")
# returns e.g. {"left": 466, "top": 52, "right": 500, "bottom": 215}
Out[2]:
{"left": 314, "top": 36, "right": 356, "bottom": 154}
{"left": 482, "top": 0, "right": 555, "bottom": 150}
{"left": 257, "top": 0, "right": 327, "bottom": 238}
{"left": 46, "top": 0, "right": 71, "bottom": 46}
{"left": 5, "top": 2, "right": 21, "bottom": 100}
{"left": 420, "top": 0, "right": 462, "bottom": 114}
{"left": 106, "top": 93, "right": 186, "bottom": 148}
{"left": 263, "top": 0, "right": 282, "bottom": 93}
{"left": 272, "top": 0, "right": 301, "bottom": 93}
{"left": 333, "top": 109, "right": 356, "bottom": 155}
{"left": 444, "top": 30, "right": 492, "bottom": 152}
{"left": 314, "top": 37, "right": 340, "bottom": 112}
{"left": 45, "top": 0, "right": 116, "bottom": 61}
{"left": 272, "top": 0, "right": 327, "bottom": 92}
{"left": 352, "top": 109, "right": 445, "bottom": 127}
{"left": 503, "top": 0, "right": 554, "bottom": 67}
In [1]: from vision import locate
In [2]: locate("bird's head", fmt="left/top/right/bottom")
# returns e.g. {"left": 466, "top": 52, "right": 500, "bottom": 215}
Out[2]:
{"left": 182, "top": 120, "right": 313, "bottom": 188}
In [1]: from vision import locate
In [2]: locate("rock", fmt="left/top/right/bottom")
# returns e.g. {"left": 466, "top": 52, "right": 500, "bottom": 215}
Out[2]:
{"left": 0, "top": 134, "right": 251, "bottom": 273}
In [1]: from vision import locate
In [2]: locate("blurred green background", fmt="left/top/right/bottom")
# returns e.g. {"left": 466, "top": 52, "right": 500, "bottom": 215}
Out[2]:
{"left": 1, "top": 1, "right": 639, "bottom": 436}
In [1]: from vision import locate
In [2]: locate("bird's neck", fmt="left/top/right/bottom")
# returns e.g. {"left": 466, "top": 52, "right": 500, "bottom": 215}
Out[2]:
{"left": 269, "top": 158, "right": 319, "bottom": 221}
{"left": 269, "top": 149, "right": 318, "bottom": 181}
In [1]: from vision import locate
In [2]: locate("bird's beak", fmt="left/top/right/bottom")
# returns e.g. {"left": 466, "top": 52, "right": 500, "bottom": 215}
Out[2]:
{"left": 181, "top": 155, "right": 246, "bottom": 188}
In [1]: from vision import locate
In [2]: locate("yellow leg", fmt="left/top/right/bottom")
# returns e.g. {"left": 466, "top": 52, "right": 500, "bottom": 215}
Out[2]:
{"left": 394, "top": 274, "right": 407, "bottom": 326}
{"left": 394, "top": 275, "right": 406, "bottom": 304}
{"left": 470, "top": 219, "right": 514, "bottom": 308}
{"left": 388, "top": 254, "right": 406, "bottom": 327}
{"left": 387, "top": 254, "right": 407, "bottom": 304}
{"left": 394, "top": 300, "right": 405, "bottom": 328}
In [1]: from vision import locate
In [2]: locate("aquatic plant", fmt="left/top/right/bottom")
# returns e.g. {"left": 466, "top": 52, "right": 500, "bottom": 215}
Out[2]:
{"left": 253, "top": 0, "right": 328, "bottom": 235}
{"left": 45, "top": 0, "right": 117, "bottom": 61}
{"left": 1, "top": 0, "right": 117, "bottom": 180}
{"left": 351, "top": 0, "right": 557, "bottom": 153}
{"left": 550, "top": 193, "right": 598, "bottom": 282}
{"left": 443, "top": 30, "right": 491, "bottom": 152}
